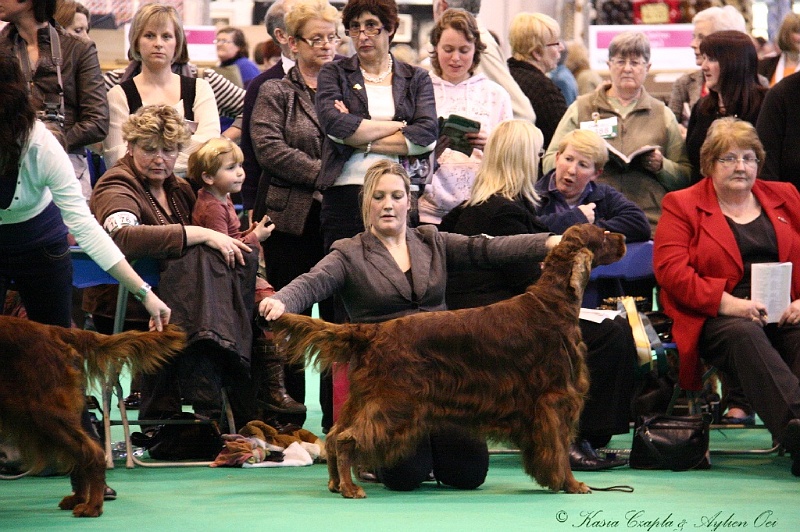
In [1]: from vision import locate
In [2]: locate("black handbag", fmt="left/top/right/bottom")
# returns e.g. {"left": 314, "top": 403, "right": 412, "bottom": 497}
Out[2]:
{"left": 131, "top": 413, "right": 223, "bottom": 461}
{"left": 629, "top": 414, "right": 711, "bottom": 471}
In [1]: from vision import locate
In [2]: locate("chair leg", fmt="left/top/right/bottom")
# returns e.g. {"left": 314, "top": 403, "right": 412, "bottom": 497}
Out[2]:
{"left": 115, "top": 379, "right": 135, "bottom": 469}
{"left": 102, "top": 381, "right": 115, "bottom": 469}
{"left": 221, "top": 388, "right": 236, "bottom": 435}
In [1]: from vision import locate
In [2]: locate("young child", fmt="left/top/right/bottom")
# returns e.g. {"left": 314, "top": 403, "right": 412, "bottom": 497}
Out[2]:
{"left": 188, "top": 137, "right": 273, "bottom": 245}
{"left": 188, "top": 138, "right": 305, "bottom": 418}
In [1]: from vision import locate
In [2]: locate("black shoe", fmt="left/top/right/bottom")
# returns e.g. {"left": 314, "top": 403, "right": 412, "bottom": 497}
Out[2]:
{"left": 104, "top": 485, "right": 117, "bottom": 501}
{"left": 85, "top": 395, "right": 101, "bottom": 410}
{"left": 123, "top": 392, "right": 141, "bottom": 410}
{"left": 569, "top": 440, "right": 627, "bottom": 471}
{"left": 783, "top": 419, "right": 800, "bottom": 455}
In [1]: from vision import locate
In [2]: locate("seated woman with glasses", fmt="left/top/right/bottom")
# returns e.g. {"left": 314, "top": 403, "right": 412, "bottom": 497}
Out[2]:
{"left": 86, "top": 105, "right": 259, "bottom": 429}
{"left": 543, "top": 31, "right": 691, "bottom": 237}
{"left": 654, "top": 117, "right": 800, "bottom": 477}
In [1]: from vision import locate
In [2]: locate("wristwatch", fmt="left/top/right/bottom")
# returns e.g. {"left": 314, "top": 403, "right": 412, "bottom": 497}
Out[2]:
{"left": 133, "top": 282, "right": 152, "bottom": 302}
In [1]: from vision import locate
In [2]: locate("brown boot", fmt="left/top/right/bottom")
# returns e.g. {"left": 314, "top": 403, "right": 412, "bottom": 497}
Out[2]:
{"left": 252, "top": 338, "right": 306, "bottom": 414}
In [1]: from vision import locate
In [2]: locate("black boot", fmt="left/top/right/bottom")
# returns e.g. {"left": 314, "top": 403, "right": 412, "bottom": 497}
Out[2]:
{"left": 252, "top": 339, "right": 306, "bottom": 414}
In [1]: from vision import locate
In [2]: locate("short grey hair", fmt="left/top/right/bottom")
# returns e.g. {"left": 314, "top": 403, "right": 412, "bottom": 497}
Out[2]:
{"left": 608, "top": 31, "right": 651, "bottom": 63}
{"left": 445, "top": 0, "right": 482, "bottom": 15}
{"left": 265, "top": 0, "right": 290, "bottom": 39}
{"left": 692, "top": 5, "right": 746, "bottom": 33}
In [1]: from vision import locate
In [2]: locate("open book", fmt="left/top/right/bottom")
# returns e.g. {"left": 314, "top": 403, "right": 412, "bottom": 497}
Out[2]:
{"left": 440, "top": 114, "right": 481, "bottom": 156}
{"left": 751, "top": 262, "right": 792, "bottom": 324}
{"left": 605, "top": 143, "right": 659, "bottom": 170}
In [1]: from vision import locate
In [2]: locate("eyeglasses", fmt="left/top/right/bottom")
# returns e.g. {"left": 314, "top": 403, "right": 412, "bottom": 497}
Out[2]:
{"left": 717, "top": 155, "right": 760, "bottom": 168}
{"left": 213, "top": 38, "right": 234, "bottom": 45}
{"left": 136, "top": 145, "right": 179, "bottom": 160}
{"left": 297, "top": 34, "right": 341, "bottom": 48}
{"left": 346, "top": 22, "right": 383, "bottom": 38}
{"left": 608, "top": 58, "right": 647, "bottom": 69}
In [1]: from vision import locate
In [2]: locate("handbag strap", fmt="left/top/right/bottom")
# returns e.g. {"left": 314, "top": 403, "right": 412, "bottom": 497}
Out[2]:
{"left": 636, "top": 424, "right": 670, "bottom": 468}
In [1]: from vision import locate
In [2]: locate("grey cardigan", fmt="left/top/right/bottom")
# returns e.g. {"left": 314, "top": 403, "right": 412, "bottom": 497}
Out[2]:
{"left": 274, "top": 226, "right": 551, "bottom": 323}
{"left": 250, "top": 67, "right": 324, "bottom": 233}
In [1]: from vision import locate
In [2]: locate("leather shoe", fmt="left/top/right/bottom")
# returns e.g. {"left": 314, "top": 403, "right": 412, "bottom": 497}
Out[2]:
{"left": 720, "top": 414, "right": 756, "bottom": 426}
{"left": 123, "top": 392, "right": 141, "bottom": 410}
{"left": 104, "top": 485, "right": 117, "bottom": 501}
{"left": 569, "top": 440, "right": 627, "bottom": 471}
{"left": 783, "top": 418, "right": 800, "bottom": 455}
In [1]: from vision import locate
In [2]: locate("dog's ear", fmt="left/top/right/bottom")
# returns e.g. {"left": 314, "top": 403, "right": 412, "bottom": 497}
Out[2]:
{"left": 569, "top": 248, "right": 593, "bottom": 297}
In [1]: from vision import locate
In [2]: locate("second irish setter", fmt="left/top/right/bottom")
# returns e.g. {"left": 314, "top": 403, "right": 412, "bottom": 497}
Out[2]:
{"left": 270, "top": 224, "right": 626, "bottom": 498}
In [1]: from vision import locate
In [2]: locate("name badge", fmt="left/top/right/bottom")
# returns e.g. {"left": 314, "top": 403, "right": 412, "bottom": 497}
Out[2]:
{"left": 580, "top": 116, "right": 618, "bottom": 139}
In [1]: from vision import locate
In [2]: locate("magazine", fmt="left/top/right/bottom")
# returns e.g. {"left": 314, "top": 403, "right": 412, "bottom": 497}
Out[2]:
{"left": 751, "top": 262, "right": 792, "bottom": 323}
{"left": 440, "top": 114, "right": 481, "bottom": 156}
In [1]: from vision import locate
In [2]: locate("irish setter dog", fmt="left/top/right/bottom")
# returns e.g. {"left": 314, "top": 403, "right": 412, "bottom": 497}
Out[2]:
{"left": 0, "top": 317, "right": 184, "bottom": 517}
{"left": 270, "top": 224, "right": 626, "bottom": 498}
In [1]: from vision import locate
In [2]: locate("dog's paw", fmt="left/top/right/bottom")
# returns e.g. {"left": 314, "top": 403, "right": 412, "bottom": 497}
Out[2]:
{"left": 564, "top": 481, "right": 591, "bottom": 494}
{"left": 58, "top": 494, "right": 83, "bottom": 510}
{"left": 328, "top": 479, "right": 340, "bottom": 493}
{"left": 339, "top": 483, "right": 367, "bottom": 499}
{"left": 71, "top": 502, "right": 103, "bottom": 518}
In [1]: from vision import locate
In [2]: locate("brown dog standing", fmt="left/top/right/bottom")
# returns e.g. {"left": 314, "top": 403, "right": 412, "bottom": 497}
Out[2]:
{"left": 270, "top": 224, "right": 626, "bottom": 498}
{"left": 0, "top": 318, "right": 184, "bottom": 517}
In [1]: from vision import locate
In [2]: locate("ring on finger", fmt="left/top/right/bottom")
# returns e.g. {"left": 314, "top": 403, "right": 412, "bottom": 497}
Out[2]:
{"left": 227, "top": 250, "right": 235, "bottom": 255}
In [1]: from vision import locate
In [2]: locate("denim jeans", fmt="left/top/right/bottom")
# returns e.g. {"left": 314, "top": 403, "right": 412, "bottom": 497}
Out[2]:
{"left": 0, "top": 238, "right": 73, "bottom": 327}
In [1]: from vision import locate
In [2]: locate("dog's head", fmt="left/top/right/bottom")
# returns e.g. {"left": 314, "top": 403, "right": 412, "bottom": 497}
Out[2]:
{"left": 541, "top": 224, "right": 626, "bottom": 298}
{"left": 561, "top": 224, "right": 626, "bottom": 267}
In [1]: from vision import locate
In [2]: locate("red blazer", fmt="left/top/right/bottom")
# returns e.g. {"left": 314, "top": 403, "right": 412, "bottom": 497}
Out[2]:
{"left": 654, "top": 178, "right": 800, "bottom": 390}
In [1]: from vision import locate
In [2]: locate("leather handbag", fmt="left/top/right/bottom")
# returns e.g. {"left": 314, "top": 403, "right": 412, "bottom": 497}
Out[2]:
{"left": 629, "top": 414, "right": 711, "bottom": 471}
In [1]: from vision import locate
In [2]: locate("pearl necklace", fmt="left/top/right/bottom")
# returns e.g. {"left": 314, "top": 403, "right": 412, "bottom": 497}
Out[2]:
{"left": 360, "top": 55, "right": 393, "bottom": 84}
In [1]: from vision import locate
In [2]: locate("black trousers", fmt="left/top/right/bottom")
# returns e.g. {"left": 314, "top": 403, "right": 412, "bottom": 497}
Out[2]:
{"left": 262, "top": 201, "right": 324, "bottom": 427}
{"left": 377, "top": 425, "right": 489, "bottom": 491}
{"left": 701, "top": 316, "right": 800, "bottom": 445}
{"left": 578, "top": 316, "right": 638, "bottom": 444}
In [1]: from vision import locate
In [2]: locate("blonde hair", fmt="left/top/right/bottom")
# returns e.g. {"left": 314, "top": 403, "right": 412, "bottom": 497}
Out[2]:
{"left": 509, "top": 12, "right": 560, "bottom": 62}
{"left": 565, "top": 40, "right": 590, "bottom": 75}
{"left": 122, "top": 105, "right": 191, "bottom": 151}
{"left": 776, "top": 12, "right": 800, "bottom": 55}
{"left": 187, "top": 138, "right": 244, "bottom": 188}
{"left": 285, "top": 0, "right": 340, "bottom": 37}
{"left": 468, "top": 120, "right": 543, "bottom": 207}
{"left": 360, "top": 159, "right": 410, "bottom": 229}
{"left": 556, "top": 129, "right": 609, "bottom": 171}
{"left": 128, "top": 4, "right": 185, "bottom": 63}
{"left": 699, "top": 117, "right": 765, "bottom": 178}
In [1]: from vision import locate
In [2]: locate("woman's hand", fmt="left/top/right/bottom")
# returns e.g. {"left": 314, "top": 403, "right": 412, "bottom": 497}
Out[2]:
{"left": 465, "top": 130, "right": 488, "bottom": 151}
{"left": 259, "top": 297, "right": 286, "bottom": 321}
{"left": 186, "top": 226, "right": 252, "bottom": 268}
{"left": 334, "top": 100, "right": 350, "bottom": 114}
{"left": 545, "top": 235, "right": 562, "bottom": 251}
{"left": 719, "top": 292, "right": 767, "bottom": 326}
{"left": 578, "top": 203, "right": 597, "bottom": 224}
{"left": 778, "top": 299, "right": 800, "bottom": 327}
{"left": 142, "top": 292, "right": 172, "bottom": 332}
{"left": 644, "top": 148, "right": 664, "bottom": 173}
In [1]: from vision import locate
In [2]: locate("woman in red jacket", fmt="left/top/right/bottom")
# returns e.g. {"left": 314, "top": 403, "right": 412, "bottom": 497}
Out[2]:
{"left": 654, "top": 117, "right": 800, "bottom": 476}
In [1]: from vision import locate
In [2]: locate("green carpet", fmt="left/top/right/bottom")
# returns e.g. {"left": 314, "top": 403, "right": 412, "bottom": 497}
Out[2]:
{"left": 1, "top": 368, "right": 798, "bottom": 531}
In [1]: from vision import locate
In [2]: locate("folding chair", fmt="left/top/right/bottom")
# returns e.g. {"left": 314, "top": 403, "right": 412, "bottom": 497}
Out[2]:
{"left": 70, "top": 248, "right": 235, "bottom": 468}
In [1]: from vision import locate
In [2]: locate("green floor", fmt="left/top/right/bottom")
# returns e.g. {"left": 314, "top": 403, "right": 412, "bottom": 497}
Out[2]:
{"left": 1, "top": 368, "right": 799, "bottom": 531}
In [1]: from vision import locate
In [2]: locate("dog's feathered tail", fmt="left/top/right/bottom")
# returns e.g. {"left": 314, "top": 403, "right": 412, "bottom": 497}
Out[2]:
{"left": 52, "top": 325, "right": 185, "bottom": 386}
{"left": 270, "top": 314, "right": 372, "bottom": 372}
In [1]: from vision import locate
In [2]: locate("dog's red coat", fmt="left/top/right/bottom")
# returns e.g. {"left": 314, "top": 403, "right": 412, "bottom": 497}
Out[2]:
{"left": 0, "top": 318, "right": 184, "bottom": 517}
{"left": 271, "top": 224, "right": 626, "bottom": 498}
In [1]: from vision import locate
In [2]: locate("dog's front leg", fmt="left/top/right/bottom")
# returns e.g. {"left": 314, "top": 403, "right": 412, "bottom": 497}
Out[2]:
{"left": 333, "top": 429, "right": 366, "bottom": 499}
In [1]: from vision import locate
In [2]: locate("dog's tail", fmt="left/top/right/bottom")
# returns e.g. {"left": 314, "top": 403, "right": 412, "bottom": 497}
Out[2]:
{"left": 269, "top": 314, "right": 372, "bottom": 371}
{"left": 53, "top": 325, "right": 186, "bottom": 386}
